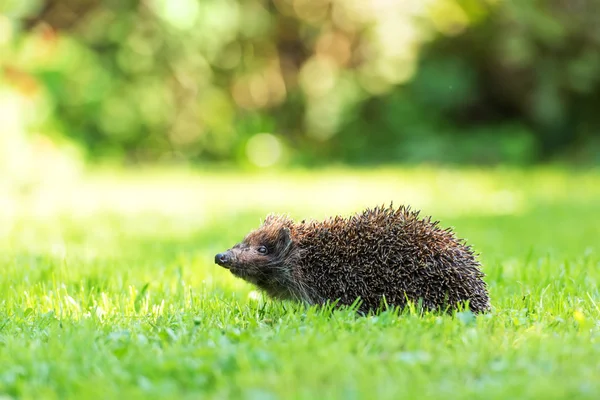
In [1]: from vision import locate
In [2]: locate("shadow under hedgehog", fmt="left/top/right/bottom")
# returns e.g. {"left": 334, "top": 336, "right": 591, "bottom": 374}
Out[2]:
{"left": 215, "top": 205, "right": 490, "bottom": 314}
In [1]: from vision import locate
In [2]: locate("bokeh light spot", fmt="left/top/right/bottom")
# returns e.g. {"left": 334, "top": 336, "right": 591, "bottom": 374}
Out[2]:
{"left": 0, "top": 15, "right": 13, "bottom": 45}
{"left": 428, "top": 0, "right": 470, "bottom": 36}
{"left": 246, "top": 133, "right": 283, "bottom": 167}
{"left": 299, "top": 56, "right": 338, "bottom": 98}
{"left": 150, "top": 0, "right": 200, "bottom": 29}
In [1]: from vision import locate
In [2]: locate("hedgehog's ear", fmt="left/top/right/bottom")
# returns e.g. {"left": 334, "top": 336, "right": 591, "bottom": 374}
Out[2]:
{"left": 278, "top": 226, "right": 292, "bottom": 247}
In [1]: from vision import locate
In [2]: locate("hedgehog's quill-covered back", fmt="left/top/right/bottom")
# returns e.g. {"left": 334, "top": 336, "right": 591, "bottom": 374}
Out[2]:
{"left": 215, "top": 205, "right": 490, "bottom": 314}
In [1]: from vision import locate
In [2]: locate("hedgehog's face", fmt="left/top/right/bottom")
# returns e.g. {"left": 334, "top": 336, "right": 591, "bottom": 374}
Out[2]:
{"left": 214, "top": 218, "right": 294, "bottom": 290}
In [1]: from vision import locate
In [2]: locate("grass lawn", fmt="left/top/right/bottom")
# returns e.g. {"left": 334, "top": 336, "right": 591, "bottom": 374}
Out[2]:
{"left": 1, "top": 166, "right": 599, "bottom": 399}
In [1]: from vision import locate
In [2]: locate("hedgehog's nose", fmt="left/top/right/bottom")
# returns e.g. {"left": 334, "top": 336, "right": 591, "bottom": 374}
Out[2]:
{"left": 215, "top": 252, "right": 231, "bottom": 267}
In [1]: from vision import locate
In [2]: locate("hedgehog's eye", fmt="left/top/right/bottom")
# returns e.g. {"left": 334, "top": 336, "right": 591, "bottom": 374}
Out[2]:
{"left": 257, "top": 246, "right": 268, "bottom": 255}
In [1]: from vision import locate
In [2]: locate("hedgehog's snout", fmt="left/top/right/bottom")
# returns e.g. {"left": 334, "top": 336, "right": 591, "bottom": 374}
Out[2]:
{"left": 215, "top": 251, "right": 232, "bottom": 268}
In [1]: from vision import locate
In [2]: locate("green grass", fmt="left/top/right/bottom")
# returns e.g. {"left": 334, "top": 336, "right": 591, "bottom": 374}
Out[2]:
{"left": 1, "top": 166, "right": 599, "bottom": 399}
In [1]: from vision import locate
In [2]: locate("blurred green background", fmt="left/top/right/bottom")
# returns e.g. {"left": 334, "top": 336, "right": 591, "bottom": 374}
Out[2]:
{"left": 1, "top": 0, "right": 599, "bottom": 173}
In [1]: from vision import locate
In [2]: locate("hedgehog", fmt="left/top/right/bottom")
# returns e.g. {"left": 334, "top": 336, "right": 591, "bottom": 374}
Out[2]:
{"left": 214, "top": 205, "right": 490, "bottom": 314}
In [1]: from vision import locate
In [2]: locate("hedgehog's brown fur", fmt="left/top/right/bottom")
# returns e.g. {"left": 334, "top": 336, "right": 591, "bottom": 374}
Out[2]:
{"left": 215, "top": 205, "right": 490, "bottom": 314}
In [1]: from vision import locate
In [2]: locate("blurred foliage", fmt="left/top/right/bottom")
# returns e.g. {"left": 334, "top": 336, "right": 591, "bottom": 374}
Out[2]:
{"left": 0, "top": 0, "right": 599, "bottom": 167}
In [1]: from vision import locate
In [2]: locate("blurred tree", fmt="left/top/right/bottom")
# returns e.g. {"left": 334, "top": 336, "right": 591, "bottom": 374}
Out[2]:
{"left": 430, "top": 0, "right": 600, "bottom": 161}
{"left": 1, "top": 0, "right": 598, "bottom": 166}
